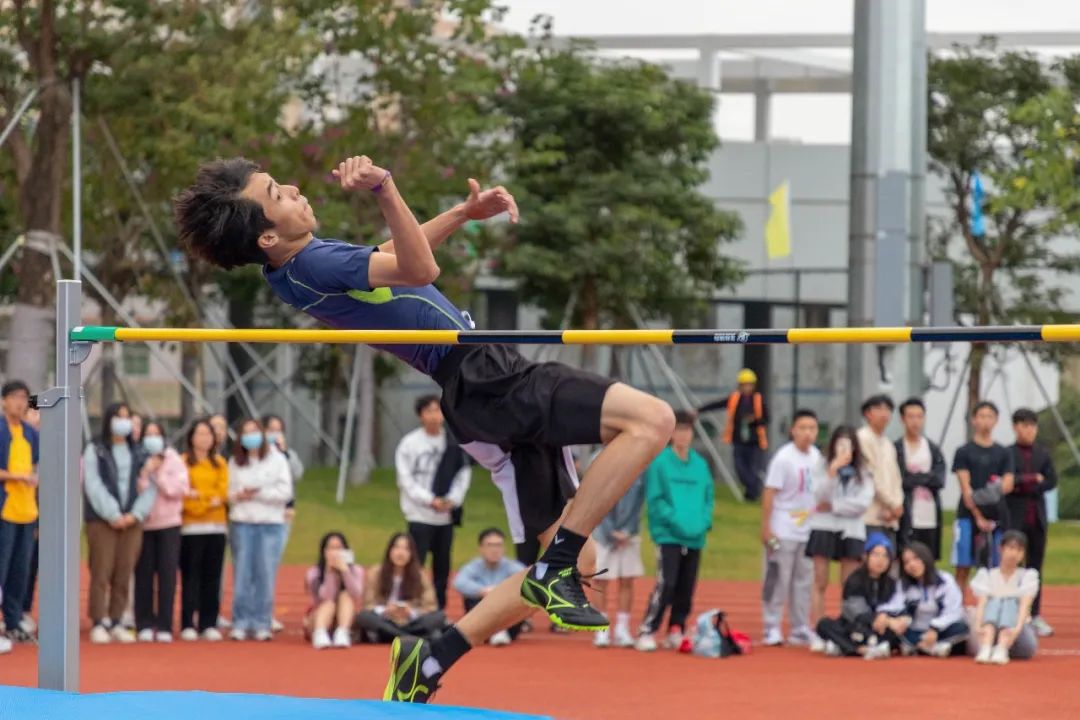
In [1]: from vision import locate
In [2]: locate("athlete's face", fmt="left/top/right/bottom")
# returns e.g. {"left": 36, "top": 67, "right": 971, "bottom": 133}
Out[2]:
{"left": 241, "top": 171, "right": 318, "bottom": 256}
{"left": 419, "top": 402, "right": 444, "bottom": 434}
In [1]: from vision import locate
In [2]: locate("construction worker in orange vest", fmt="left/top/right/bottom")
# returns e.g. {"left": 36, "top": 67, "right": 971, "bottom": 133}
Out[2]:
{"left": 700, "top": 369, "right": 768, "bottom": 500}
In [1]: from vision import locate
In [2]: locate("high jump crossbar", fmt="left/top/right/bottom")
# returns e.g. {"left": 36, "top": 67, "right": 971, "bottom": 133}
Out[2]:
{"left": 69, "top": 324, "right": 1080, "bottom": 345}
{"left": 36, "top": 279, "right": 1080, "bottom": 695}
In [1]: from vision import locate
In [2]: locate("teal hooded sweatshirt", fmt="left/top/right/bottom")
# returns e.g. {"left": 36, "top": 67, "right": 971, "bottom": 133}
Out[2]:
{"left": 645, "top": 446, "right": 715, "bottom": 550}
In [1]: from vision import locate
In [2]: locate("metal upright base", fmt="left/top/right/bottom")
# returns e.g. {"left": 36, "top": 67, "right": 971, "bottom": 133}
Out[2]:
{"left": 37, "top": 280, "right": 88, "bottom": 691}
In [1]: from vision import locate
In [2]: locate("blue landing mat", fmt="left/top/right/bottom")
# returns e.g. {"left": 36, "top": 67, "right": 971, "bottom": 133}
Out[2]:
{"left": 0, "top": 686, "right": 550, "bottom": 720}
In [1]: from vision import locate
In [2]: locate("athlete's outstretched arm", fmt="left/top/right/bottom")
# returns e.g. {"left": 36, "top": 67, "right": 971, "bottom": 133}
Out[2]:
{"left": 334, "top": 155, "right": 438, "bottom": 287}
{"left": 379, "top": 179, "right": 518, "bottom": 256}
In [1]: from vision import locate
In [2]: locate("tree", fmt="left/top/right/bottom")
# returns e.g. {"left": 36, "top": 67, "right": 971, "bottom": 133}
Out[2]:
{"left": 495, "top": 40, "right": 742, "bottom": 372}
{"left": 928, "top": 40, "right": 1080, "bottom": 414}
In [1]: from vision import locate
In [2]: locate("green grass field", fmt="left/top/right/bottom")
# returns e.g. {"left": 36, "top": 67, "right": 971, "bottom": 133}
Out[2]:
{"left": 289, "top": 467, "right": 1080, "bottom": 584}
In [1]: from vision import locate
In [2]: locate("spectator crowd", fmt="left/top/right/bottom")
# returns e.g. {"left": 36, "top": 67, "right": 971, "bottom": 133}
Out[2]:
{"left": 0, "top": 368, "right": 1061, "bottom": 668}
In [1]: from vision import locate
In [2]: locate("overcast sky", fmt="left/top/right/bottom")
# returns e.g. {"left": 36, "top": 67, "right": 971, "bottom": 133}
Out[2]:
{"left": 499, "top": 0, "right": 1080, "bottom": 143}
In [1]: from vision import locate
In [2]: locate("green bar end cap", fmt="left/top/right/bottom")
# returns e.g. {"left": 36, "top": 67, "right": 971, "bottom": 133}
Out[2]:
{"left": 70, "top": 326, "right": 119, "bottom": 343}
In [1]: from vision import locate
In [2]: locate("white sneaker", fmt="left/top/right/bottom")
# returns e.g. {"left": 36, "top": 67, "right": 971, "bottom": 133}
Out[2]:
{"left": 824, "top": 640, "right": 842, "bottom": 657}
{"left": 228, "top": 628, "right": 247, "bottom": 642}
{"left": 312, "top": 628, "right": 332, "bottom": 650}
{"left": 202, "top": 628, "right": 223, "bottom": 642}
{"left": 664, "top": 630, "right": 684, "bottom": 650}
{"left": 593, "top": 629, "right": 611, "bottom": 648}
{"left": 809, "top": 634, "right": 827, "bottom": 653}
{"left": 218, "top": 616, "right": 232, "bottom": 629}
{"left": 111, "top": 625, "right": 136, "bottom": 644}
{"left": 864, "top": 641, "right": 891, "bottom": 660}
{"left": 19, "top": 614, "right": 37, "bottom": 635}
{"left": 613, "top": 625, "right": 635, "bottom": 648}
{"left": 1031, "top": 616, "right": 1055, "bottom": 638}
{"left": 489, "top": 630, "right": 512, "bottom": 647}
{"left": 975, "top": 644, "right": 993, "bottom": 664}
{"left": 90, "top": 625, "right": 111, "bottom": 644}
{"left": 180, "top": 628, "right": 199, "bottom": 642}
{"left": 991, "top": 644, "right": 1010, "bottom": 665}
{"left": 332, "top": 627, "right": 352, "bottom": 648}
{"left": 635, "top": 633, "right": 658, "bottom": 652}
{"left": 763, "top": 628, "right": 784, "bottom": 647}
{"left": 155, "top": 632, "right": 173, "bottom": 643}
{"left": 254, "top": 629, "right": 273, "bottom": 642}
{"left": 137, "top": 629, "right": 155, "bottom": 643}
{"left": 788, "top": 628, "right": 817, "bottom": 647}
{"left": 0, "top": 635, "right": 12, "bottom": 654}
{"left": 930, "top": 641, "right": 952, "bottom": 658}
{"left": 272, "top": 618, "right": 284, "bottom": 633}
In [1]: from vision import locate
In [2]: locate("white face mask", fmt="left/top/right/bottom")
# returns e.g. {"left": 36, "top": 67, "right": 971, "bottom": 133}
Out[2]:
{"left": 111, "top": 417, "right": 133, "bottom": 438}
{"left": 143, "top": 435, "right": 165, "bottom": 455}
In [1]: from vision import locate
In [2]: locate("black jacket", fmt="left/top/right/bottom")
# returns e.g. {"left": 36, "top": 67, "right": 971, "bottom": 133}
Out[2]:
{"left": 1007, "top": 443, "right": 1057, "bottom": 529}
{"left": 894, "top": 436, "right": 946, "bottom": 551}
{"left": 840, "top": 567, "right": 899, "bottom": 634}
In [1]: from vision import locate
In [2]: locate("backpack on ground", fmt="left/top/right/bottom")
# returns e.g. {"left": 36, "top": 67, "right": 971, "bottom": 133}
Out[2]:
{"left": 692, "top": 609, "right": 752, "bottom": 658}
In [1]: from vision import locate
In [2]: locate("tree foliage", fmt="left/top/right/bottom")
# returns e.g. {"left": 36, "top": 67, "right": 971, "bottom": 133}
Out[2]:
{"left": 495, "top": 38, "right": 742, "bottom": 339}
{"left": 927, "top": 40, "right": 1080, "bottom": 413}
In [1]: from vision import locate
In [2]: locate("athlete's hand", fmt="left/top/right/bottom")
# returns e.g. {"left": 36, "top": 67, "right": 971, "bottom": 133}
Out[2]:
{"left": 332, "top": 156, "right": 389, "bottom": 192}
{"left": 461, "top": 179, "right": 518, "bottom": 223}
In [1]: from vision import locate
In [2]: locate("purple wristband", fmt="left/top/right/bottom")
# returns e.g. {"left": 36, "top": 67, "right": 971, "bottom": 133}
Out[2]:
{"left": 371, "top": 170, "right": 392, "bottom": 194}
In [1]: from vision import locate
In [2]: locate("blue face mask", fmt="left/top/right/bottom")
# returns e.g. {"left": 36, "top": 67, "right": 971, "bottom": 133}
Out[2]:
{"left": 111, "top": 417, "right": 133, "bottom": 438}
{"left": 143, "top": 436, "right": 165, "bottom": 455}
{"left": 241, "top": 432, "right": 264, "bottom": 451}
{"left": 265, "top": 431, "right": 282, "bottom": 446}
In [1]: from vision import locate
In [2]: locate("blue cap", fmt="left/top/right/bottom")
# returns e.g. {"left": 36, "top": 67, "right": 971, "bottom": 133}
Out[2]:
{"left": 864, "top": 532, "right": 894, "bottom": 557}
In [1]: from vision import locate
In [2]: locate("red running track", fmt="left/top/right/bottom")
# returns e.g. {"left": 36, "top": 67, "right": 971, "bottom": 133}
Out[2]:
{"left": 2, "top": 565, "right": 1078, "bottom": 719}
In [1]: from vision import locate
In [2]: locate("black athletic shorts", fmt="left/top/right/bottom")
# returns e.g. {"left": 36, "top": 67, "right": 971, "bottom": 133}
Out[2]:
{"left": 433, "top": 345, "right": 616, "bottom": 541}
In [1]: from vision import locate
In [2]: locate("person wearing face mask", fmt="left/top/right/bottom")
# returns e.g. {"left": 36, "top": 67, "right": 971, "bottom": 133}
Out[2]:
{"left": 83, "top": 403, "right": 160, "bottom": 644}
{"left": 227, "top": 418, "right": 292, "bottom": 641}
{"left": 133, "top": 421, "right": 190, "bottom": 642}
{"left": 262, "top": 414, "right": 303, "bottom": 634}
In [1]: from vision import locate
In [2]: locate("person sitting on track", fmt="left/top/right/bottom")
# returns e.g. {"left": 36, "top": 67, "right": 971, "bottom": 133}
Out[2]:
{"left": 969, "top": 530, "right": 1040, "bottom": 665}
{"left": 355, "top": 533, "right": 445, "bottom": 644}
{"left": 890, "top": 541, "right": 969, "bottom": 659}
{"left": 305, "top": 531, "right": 365, "bottom": 650}
{"left": 175, "top": 155, "right": 675, "bottom": 703}
{"left": 452, "top": 528, "right": 526, "bottom": 647}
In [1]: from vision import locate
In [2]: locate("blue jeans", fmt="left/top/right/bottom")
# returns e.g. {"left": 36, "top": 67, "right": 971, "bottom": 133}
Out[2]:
{"left": 0, "top": 519, "right": 35, "bottom": 629}
{"left": 230, "top": 522, "right": 285, "bottom": 633}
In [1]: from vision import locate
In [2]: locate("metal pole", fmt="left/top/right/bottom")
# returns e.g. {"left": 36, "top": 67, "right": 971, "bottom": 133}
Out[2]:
{"left": 792, "top": 269, "right": 801, "bottom": 417}
{"left": 71, "top": 78, "right": 82, "bottom": 280}
{"left": 937, "top": 348, "right": 972, "bottom": 447}
{"left": 0, "top": 86, "right": 39, "bottom": 150}
{"left": 336, "top": 347, "right": 364, "bottom": 504}
{"left": 38, "top": 280, "right": 85, "bottom": 690}
{"left": 1020, "top": 348, "right": 1080, "bottom": 471}
{"left": 0, "top": 235, "right": 26, "bottom": 275}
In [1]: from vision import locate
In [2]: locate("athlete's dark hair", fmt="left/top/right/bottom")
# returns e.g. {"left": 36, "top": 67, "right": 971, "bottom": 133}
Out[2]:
{"left": 673, "top": 410, "right": 696, "bottom": 426}
{"left": 792, "top": 408, "right": 818, "bottom": 424}
{"left": 477, "top": 527, "right": 505, "bottom": 544}
{"left": 861, "top": 394, "right": 895, "bottom": 415}
{"left": 1000, "top": 529, "right": 1028, "bottom": 552}
{"left": 173, "top": 157, "right": 273, "bottom": 270}
{"left": 972, "top": 400, "right": 999, "bottom": 417}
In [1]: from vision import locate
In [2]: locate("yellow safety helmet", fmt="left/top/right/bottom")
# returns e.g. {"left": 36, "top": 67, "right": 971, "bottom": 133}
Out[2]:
{"left": 736, "top": 368, "right": 758, "bottom": 385}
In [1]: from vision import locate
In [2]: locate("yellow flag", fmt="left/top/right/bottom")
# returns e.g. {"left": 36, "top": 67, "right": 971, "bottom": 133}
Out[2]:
{"left": 765, "top": 181, "right": 791, "bottom": 260}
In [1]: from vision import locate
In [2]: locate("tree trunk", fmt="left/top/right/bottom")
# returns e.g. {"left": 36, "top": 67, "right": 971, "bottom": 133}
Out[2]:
{"left": 966, "top": 263, "right": 995, "bottom": 421}
{"left": 349, "top": 347, "right": 376, "bottom": 485}
{"left": 226, "top": 293, "right": 256, "bottom": 422}
{"left": 580, "top": 275, "right": 600, "bottom": 374}
{"left": 100, "top": 302, "right": 118, "bottom": 411}
{"left": 180, "top": 343, "right": 201, "bottom": 428}
{"left": 8, "top": 62, "right": 70, "bottom": 392}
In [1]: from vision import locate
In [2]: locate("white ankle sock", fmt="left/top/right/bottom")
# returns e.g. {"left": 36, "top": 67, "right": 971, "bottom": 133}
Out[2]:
{"left": 616, "top": 612, "right": 631, "bottom": 630}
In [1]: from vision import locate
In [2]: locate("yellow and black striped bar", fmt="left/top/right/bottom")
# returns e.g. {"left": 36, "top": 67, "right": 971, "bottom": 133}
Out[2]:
{"left": 69, "top": 324, "right": 1080, "bottom": 345}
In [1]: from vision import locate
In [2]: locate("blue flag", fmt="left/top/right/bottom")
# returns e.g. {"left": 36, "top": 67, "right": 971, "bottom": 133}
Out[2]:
{"left": 970, "top": 172, "right": 986, "bottom": 238}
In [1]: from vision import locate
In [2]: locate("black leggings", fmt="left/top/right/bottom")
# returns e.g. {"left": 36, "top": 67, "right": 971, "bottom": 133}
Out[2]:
{"left": 816, "top": 617, "right": 901, "bottom": 656}
{"left": 135, "top": 526, "right": 182, "bottom": 633}
{"left": 179, "top": 533, "right": 226, "bottom": 632}
{"left": 639, "top": 545, "right": 701, "bottom": 635}
{"left": 408, "top": 522, "right": 454, "bottom": 611}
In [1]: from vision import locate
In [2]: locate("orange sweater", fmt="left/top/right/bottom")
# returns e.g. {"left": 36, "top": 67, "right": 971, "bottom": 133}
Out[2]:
{"left": 181, "top": 455, "right": 229, "bottom": 526}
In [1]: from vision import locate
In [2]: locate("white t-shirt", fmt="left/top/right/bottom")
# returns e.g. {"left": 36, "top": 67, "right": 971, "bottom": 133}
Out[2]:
{"left": 971, "top": 567, "right": 1040, "bottom": 600}
{"left": 764, "top": 442, "right": 822, "bottom": 542}
{"left": 903, "top": 436, "right": 937, "bottom": 530}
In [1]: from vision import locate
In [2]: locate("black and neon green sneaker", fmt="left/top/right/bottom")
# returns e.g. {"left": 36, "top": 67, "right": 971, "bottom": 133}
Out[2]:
{"left": 383, "top": 636, "right": 440, "bottom": 704}
{"left": 521, "top": 565, "right": 609, "bottom": 631}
